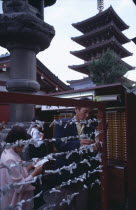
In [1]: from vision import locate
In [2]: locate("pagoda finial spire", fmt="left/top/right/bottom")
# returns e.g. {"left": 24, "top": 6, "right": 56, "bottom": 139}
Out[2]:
{"left": 97, "top": 0, "right": 104, "bottom": 13}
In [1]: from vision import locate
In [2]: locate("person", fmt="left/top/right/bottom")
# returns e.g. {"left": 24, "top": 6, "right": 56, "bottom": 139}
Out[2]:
{"left": 27, "top": 120, "right": 48, "bottom": 209}
{"left": 54, "top": 98, "right": 101, "bottom": 171}
{"left": 53, "top": 98, "right": 101, "bottom": 210}
{"left": 27, "top": 120, "right": 47, "bottom": 159}
{"left": 28, "top": 121, "right": 44, "bottom": 147}
{"left": 0, "top": 126, "right": 43, "bottom": 210}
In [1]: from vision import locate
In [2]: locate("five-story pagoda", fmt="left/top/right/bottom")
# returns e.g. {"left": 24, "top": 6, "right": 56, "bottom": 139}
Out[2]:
{"left": 69, "top": 4, "right": 134, "bottom": 76}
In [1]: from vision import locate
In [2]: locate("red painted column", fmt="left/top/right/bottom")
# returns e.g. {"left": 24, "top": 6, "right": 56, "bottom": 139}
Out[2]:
{"left": 0, "top": 105, "right": 9, "bottom": 124}
{"left": 98, "top": 105, "right": 108, "bottom": 210}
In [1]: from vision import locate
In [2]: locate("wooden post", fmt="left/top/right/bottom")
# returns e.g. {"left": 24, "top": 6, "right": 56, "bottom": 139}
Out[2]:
{"left": 126, "top": 93, "right": 136, "bottom": 209}
{"left": 98, "top": 105, "right": 108, "bottom": 210}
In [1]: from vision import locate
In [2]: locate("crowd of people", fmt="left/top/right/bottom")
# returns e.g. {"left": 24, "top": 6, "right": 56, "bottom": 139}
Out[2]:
{"left": 0, "top": 99, "right": 102, "bottom": 210}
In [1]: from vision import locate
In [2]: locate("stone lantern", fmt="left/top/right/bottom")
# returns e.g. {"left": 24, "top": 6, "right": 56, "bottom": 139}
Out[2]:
{"left": 0, "top": 0, "right": 57, "bottom": 122}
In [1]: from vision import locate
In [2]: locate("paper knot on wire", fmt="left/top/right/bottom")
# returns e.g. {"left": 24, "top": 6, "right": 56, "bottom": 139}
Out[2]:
{"left": 60, "top": 192, "right": 79, "bottom": 206}
{"left": 0, "top": 121, "right": 5, "bottom": 129}
{"left": 27, "top": 120, "right": 45, "bottom": 134}
{"left": 49, "top": 120, "right": 62, "bottom": 127}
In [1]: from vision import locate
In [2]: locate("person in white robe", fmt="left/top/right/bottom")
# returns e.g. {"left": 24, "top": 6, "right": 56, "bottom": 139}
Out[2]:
{"left": 0, "top": 126, "right": 43, "bottom": 210}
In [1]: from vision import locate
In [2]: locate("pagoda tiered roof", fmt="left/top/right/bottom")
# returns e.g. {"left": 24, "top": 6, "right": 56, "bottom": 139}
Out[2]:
{"left": 72, "top": 6, "right": 129, "bottom": 34}
{"left": 70, "top": 6, "right": 133, "bottom": 78}
{"left": 71, "top": 22, "right": 130, "bottom": 47}
{"left": 69, "top": 58, "right": 134, "bottom": 75}
{"left": 70, "top": 37, "right": 132, "bottom": 61}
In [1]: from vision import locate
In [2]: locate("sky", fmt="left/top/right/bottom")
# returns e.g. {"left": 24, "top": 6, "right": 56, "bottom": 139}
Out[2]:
{"left": 0, "top": 0, "right": 136, "bottom": 85}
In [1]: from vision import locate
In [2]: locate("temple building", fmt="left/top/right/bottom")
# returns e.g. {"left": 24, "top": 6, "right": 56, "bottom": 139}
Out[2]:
{"left": 67, "top": 77, "right": 96, "bottom": 90}
{"left": 0, "top": 53, "right": 71, "bottom": 94}
{"left": 69, "top": 6, "right": 134, "bottom": 77}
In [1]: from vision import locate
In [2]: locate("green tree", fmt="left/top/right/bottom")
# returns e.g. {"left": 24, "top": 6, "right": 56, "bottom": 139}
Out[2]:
{"left": 87, "top": 49, "right": 129, "bottom": 86}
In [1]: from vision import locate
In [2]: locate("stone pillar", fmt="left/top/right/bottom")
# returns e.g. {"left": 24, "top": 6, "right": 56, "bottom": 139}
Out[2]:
{"left": 7, "top": 49, "right": 39, "bottom": 122}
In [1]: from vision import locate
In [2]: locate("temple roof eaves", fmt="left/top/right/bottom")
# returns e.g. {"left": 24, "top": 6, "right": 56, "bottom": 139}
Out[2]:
{"left": 70, "top": 37, "right": 133, "bottom": 60}
{"left": 69, "top": 58, "right": 134, "bottom": 75}
{"left": 71, "top": 21, "right": 130, "bottom": 47}
{"left": 72, "top": 6, "right": 129, "bottom": 33}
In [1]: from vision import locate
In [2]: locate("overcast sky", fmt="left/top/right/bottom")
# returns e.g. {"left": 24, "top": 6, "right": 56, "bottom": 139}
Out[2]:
{"left": 0, "top": 0, "right": 136, "bottom": 84}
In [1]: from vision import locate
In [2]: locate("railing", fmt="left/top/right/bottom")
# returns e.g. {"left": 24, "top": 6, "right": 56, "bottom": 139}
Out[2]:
{"left": 0, "top": 90, "right": 108, "bottom": 210}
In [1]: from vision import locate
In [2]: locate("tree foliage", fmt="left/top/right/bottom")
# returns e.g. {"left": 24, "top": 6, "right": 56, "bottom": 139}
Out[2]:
{"left": 87, "top": 49, "right": 128, "bottom": 86}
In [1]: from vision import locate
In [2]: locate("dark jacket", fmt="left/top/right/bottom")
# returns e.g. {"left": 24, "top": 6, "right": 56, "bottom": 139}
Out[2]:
{"left": 54, "top": 117, "right": 95, "bottom": 152}
{"left": 54, "top": 117, "right": 96, "bottom": 183}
